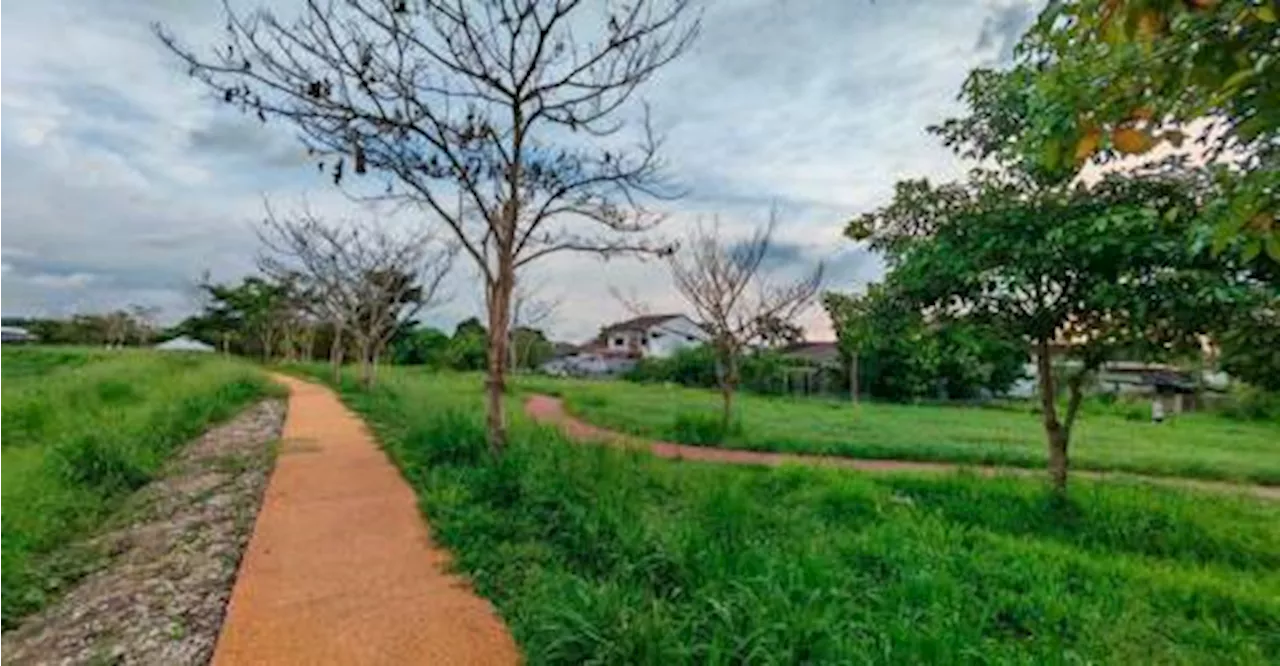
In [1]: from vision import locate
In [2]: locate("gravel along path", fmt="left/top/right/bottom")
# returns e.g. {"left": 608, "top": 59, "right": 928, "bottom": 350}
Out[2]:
{"left": 2, "top": 400, "right": 286, "bottom": 666}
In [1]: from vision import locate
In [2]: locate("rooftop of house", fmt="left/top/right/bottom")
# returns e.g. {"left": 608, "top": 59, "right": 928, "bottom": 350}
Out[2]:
{"left": 1100, "top": 361, "right": 1183, "bottom": 373}
{"left": 781, "top": 341, "right": 841, "bottom": 365}
{"left": 598, "top": 313, "right": 686, "bottom": 336}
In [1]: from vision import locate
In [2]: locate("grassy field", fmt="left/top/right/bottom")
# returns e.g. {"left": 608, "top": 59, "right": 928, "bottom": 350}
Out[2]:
{"left": 303, "top": 367, "right": 1279, "bottom": 664}
{"left": 1, "top": 347, "right": 273, "bottom": 626}
{"left": 0, "top": 346, "right": 115, "bottom": 383}
{"left": 519, "top": 377, "right": 1280, "bottom": 485}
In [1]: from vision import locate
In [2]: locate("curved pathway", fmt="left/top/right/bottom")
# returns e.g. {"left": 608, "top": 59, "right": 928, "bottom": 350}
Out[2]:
{"left": 213, "top": 375, "right": 518, "bottom": 666}
{"left": 526, "top": 394, "right": 1280, "bottom": 501}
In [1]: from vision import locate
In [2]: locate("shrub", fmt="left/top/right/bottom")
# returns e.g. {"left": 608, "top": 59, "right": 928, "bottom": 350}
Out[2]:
{"left": 1077, "top": 394, "right": 1153, "bottom": 422}
{"left": 47, "top": 434, "right": 150, "bottom": 494}
{"left": 1215, "top": 383, "right": 1280, "bottom": 421}
{"left": 670, "top": 411, "right": 742, "bottom": 445}
{"left": 626, "top": 347, "right": 822, "bottom": 396}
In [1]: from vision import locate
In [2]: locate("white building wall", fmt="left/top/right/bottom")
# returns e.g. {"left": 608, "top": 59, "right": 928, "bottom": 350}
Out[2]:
{"left": 642, "top": 316, "right": 709, "bottom": 358}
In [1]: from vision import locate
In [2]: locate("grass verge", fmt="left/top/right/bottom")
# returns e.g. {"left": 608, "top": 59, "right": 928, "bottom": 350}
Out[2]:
{"left": 520, "top": 377, "right": 1280, "bottom": 485}
{"left": 1, "top": 348, "right": 275, "bottom": 626}
{"left": 302, "top": 367, "right": 1280, "bottom": 664}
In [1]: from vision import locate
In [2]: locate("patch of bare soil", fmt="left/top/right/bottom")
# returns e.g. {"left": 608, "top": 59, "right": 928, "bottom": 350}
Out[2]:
{"left": 2, "top": 401, "right": 286, "bottom": 666}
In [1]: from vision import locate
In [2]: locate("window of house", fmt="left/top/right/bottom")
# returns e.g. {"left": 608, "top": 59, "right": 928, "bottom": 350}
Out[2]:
{"left": 650, "top": 331, "right": 664, "bottom": 339}
{"left": 613, "top": 337, "right": 625, "bottom": 346}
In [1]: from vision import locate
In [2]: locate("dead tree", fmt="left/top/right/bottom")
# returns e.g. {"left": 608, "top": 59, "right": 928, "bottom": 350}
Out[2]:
{"left": 157, "top": 0, "right": 699, "bottom": 453}
{"left": 258, "top": 207, "right": 455, "bottom": 387}
{"left": 669, "top": 215, "right": 823, "bottom": 431}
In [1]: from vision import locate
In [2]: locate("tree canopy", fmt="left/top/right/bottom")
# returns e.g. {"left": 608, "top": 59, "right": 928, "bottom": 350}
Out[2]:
{"left": 848, "top": 167, "right": 1257, "bottom": 491}
{"left": 941, "top": 0, "right": 1279, "bottom": 260}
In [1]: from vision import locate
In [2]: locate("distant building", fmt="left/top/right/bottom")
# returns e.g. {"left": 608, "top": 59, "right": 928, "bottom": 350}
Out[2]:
{"left": 1009, "top": 352, "right": 1211, "bottom": 411}
{"left": 780, "top": 341, "right": 841, "bottom": 368}
{"left": 596, "top": 314, "right": 709, "bottom": 359}
{"left": 540, "top": 314, "right": 709, "bottom": 377}
{"left": 154, "top": 335, "right": 215, "bottom": 353}
{"left": 0, "top": 326, "right": 36, "bottom": 344}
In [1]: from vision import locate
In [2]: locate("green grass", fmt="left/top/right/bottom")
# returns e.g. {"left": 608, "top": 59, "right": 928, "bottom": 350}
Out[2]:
{"left": 0, "top": 345, "right": 108, "bottom": 381}
{"left": 1, "top": 348, "right": 274, "bottom": 627}
{"left": 519, "top": 377, "right": 1280, "bottom": 485}
{"left": 299, "top": 366, "right": 1280, "bottom": 664}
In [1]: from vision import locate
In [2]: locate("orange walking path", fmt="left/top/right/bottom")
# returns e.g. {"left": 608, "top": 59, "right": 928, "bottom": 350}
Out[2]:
{"left": 212, "top": 375, "right": 519, "bottom": 666}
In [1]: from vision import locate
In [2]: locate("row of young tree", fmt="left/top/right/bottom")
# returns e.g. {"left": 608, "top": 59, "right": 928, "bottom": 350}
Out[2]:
{"left": 174, "top": 209, "right": 455, "bottom": 387}
{"left": 827, "top": 0, "right": 1280, "bottom": 494}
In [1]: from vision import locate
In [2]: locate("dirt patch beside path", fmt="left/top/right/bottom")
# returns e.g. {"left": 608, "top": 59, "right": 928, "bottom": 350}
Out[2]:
{"left": 526, "top": 394, "right": 1280, "bottom": 501}
{"left": 2, "top": 400, "right": 286, "bottom": 666}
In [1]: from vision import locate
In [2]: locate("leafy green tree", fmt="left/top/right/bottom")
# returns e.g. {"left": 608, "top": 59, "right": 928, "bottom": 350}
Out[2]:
{"left": 1217, "top": 298, "right": 1280, "bottom": 391}
{"left": 825, "top": 286, "right": 936, "bottom": 401}
{"left": 945, "top": 0, "right": 1279, "bottom": 260}
{"left": 198, "top": 277, "right": 291, "bottom": 360}
{"left": 511, "top": 327, "right": 555, "bottom": 371}
{"left": 391, "top": 327, "right": 452, "bottom": 367}
{"left": 447, "top": 318, "right": 489, "bottom": 371}
{"left": 852, "top": 172, "right": 1250, "bottom": 493}
{"left": 824, "top": 286, "right": 1026, "bottom": 401}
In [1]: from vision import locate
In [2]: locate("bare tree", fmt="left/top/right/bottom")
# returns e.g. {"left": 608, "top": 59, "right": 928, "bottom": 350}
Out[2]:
{"left": 103, "top": 311, "right": 132, "bottom": 349}
{"left": 258, "top": 207, "right": 456, "bottom": 387}
{"left": 157, "top": 0, "right": 699, "bottom": 452}
{"left": 268, "top": 273, "right": 319, "bottom": 362}
{"left": 128, "top": 304, "right": 161, "bottom": 346}
{"left": 669, "top": 216, "right": 824, "bottom": 431}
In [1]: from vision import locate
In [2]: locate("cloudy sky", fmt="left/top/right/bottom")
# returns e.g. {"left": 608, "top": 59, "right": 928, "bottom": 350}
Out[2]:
{"left": 1, "top": 0, "right": 1038, "bottom": 342}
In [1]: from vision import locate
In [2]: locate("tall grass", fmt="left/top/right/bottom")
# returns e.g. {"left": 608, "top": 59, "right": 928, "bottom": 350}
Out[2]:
{"left": 1, "top": 349, "right": 273, "bottom": 626}
{"left": 524, "top": 377, "right": 1280, "bottom": 484}
{"left": 306, "top": 367, "right": 1280, "bottom": 664}
{"left": 0, "top": 346, "right": 113, "bottom": 385}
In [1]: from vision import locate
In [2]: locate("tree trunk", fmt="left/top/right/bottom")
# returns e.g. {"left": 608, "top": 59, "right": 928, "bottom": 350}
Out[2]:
{"left": 1047, "top": 426, "right": 1069, "bottom": 494}
{"left": 849, "top": 351, "right": 859, "bottom": 406}
{"left": 716, "top": 345, "right": 739, "bottom": 435}
{"left": 330, "top": 326, "right": 345, "bottom": 385}
{"left": 1035, "top": 337, "right": 1068, "bottom": 495}
{"left": 357, "top": 338, "right": 375, "bottom": 389}
{"left": 485, "top": 267, "right": 514, "bottom": 456}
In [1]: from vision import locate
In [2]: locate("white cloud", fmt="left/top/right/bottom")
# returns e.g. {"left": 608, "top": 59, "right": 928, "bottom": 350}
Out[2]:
{"left": 25, "top": 272, "right": 98, "bottom": 290}
{"left": 1, "top": 0, "right": 1042, "bottom": 340}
